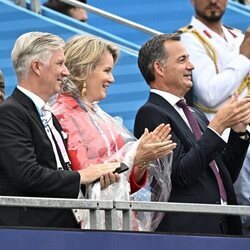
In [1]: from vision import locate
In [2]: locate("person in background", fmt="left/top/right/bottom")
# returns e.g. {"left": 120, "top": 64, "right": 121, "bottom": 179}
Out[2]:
{"left": 134, "top": 33, "right": 250, "bottom": 235}
{"left": 0, "top": 70, "right": 5, "bottom": 103}
{"left": 178, "top": 0, "right": 250, "bottom": 120}
{"left": 0, "top": 31, "right": 122, "bottom": 229}
{"left": 44, "top": 0, "right": 88, "bottom": 22}
{"left": 178, "top": 0, "right": 250, "bottom": 235}
{"left": 51, "top": 35, "right": 176, "bottom": 230}
{"left": 236, "top": 0, "right": 250, "bottom": 6}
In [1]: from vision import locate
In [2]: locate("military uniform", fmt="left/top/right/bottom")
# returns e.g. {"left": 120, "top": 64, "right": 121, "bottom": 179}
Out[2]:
{"left": 180, "top": 17, "right": 250, "bottom": 121}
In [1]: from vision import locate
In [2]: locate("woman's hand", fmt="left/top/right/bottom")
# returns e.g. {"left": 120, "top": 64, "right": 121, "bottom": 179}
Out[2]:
{"left": 134, "top": 123, "right": 176, "bottom": 166}
{"left": 78, "top": 162, "right": 120, "bottom": 187}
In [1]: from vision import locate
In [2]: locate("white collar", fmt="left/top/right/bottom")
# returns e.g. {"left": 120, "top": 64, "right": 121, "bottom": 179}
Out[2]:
{"left": 17, "top": 86, "right": 45, "bottom": 116}
{"left": 150, "top": 89, "right": 180, "bottom": 107}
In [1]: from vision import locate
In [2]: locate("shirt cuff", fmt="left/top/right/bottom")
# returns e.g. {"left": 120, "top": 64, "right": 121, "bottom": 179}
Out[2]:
{"left": 207, "top": 126, "right": 229, "bottom": 142}
{"left": 129, "top": 168, "right": 148, "bottom": 194}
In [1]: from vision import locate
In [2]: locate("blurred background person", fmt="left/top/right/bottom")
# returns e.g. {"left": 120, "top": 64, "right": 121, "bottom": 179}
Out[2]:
{"left": 179, "top": 0, "right": 250, "bottom": 120}
{"left": 236, "top": 0, "right": 250, "bottom": 6}
{"left": 44, "top": 0, "right": 88, "bottom": 22}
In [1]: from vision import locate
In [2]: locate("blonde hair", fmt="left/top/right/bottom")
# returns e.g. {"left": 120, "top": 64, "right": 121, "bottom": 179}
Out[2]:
{"left": 11, "top": 32, "right": 65, "bottom": 81}
{"left": 61, "top": 35, "right": 119, "bottom": 98}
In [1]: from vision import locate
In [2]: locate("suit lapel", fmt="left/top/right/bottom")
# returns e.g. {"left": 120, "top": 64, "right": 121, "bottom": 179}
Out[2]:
{"left": 148, "top": 93, "right": 196, "bottom": 145}
{"left": 193, "top": 109, "right": 207, "bottom": 133}
{"left": 12, "top": 88, "right": 47, "bottom": 134}
{"left": 12, "top": 88, "right": 70, "bottom": 170}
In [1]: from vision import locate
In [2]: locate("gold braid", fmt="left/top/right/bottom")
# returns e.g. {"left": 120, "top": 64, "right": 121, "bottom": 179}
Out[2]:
{"left": 178, "top": 26, "right": 250, "bottom": 113}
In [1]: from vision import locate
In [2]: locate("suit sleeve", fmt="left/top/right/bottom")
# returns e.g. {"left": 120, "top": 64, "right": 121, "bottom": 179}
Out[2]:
{"left": 134, "top": 104, "right": 230, "bottom": 186}
{"left": 0, "top": 102, "right": 80, "bottom": 198}
{"left": 220, "top": 130, "right": 250, "bottom": 182}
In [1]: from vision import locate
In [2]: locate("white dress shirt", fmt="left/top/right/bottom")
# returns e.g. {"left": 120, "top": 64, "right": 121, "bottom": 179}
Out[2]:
{"left": 150, "top": 89, "right": 223, "bottom": 139}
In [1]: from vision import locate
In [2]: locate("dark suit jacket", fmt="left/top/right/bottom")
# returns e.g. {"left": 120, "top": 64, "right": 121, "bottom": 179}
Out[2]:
{"left": 134, "top": 92, "right": 249, "bottom": 235}
{"left": 0, "top": 88, "right": 81, "bottom": 229}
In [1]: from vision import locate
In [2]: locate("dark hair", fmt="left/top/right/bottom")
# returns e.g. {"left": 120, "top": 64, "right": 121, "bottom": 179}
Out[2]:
{"left": 44, "top": 0, "right": 87, "bottom": 15}
{"left": 138, "top": 33, "right": 180, "bottom": 85}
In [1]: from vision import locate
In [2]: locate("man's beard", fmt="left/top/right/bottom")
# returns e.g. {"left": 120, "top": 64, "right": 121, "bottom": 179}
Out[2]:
{"left": 196, "top": 9, "right": 225, "bottom": 23}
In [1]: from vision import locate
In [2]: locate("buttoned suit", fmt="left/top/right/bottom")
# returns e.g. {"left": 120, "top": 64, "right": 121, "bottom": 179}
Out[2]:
{"left": 134, "top": 93, "right": 249, "bottom": 235}
{"left": 0, "top": 88, "right": 80, "bottom": 228}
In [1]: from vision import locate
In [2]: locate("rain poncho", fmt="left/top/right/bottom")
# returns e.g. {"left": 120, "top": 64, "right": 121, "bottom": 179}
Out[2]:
{"left": 51, "top": 93, "right": 172, "bottom": 231}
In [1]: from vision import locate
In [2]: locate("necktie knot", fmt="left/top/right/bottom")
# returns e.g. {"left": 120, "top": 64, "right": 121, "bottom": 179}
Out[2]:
{"left": 41, "top": 105, "right": 53, "bottom": 128}
{"left": 176, "top": 99, "right": 187, "bottom": 109}
{"left": 176, "top": 98, "right": 202, "bottom": 140}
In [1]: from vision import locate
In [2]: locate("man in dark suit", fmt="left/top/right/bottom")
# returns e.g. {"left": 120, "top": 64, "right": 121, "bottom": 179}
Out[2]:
{"left": 0, "top": 32, "right": 118, "bottom": 228}
{"left": 134, "top": 33, "right": 250, "bottom": 235}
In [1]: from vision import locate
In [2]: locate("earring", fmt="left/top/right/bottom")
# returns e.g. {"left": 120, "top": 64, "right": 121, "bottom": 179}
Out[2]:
{"left": 81, "top": 81, "right": 87, "bottom": 97}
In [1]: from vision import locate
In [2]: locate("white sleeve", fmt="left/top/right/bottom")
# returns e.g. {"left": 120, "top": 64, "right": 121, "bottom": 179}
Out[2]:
{"left": 181, "top": 33, "right": 250, "bottom": 108}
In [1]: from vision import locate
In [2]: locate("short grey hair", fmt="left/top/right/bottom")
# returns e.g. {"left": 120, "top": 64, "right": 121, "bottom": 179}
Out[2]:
{"left": 11, "top": 32, "right": 65, "bottom": 81}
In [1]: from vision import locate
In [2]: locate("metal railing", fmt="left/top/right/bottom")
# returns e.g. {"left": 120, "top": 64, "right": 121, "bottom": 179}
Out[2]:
{"left": 11, "top": 0, "right": 250, "bottom": 38}
{"left": 12, "top": 0, "right": 162, "bottom": 37}
{"left": 1, "top": 196, "right": 250, "bottom": 231}
{"left": 6, "top": 0, "right": 250, "bottom": 232}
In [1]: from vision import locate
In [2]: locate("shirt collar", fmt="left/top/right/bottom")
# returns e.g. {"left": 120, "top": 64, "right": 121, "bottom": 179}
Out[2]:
{"left": 17, "top": 86, "right": 45, "bottom": 116}
{"left": 190, "top": 16, "right": 211, "bottom": 33}
{"left": 150, "top": 89, "right": 181, "bottom": 106}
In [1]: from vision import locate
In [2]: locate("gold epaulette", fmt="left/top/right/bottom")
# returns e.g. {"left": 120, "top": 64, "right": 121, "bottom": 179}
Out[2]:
{"left": 176, "top": 25, "right": 194, "bottom": 34}
{"left": 223, "top": 25, "right": 243, "bottom": 35}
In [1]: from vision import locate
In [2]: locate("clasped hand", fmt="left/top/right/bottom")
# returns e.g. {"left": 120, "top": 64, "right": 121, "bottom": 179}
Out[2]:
{"left": 78, "top": 162, "right": 120, "bottom": 189}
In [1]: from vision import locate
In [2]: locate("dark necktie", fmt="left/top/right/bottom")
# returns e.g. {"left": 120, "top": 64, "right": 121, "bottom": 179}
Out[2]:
{"left": 177, "top": 99, "right": 227, "bottom": 202}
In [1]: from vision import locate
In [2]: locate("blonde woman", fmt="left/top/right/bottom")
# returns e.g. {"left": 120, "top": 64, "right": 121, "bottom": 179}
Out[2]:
{"left": 51, "top": 35, "right": 176, "bottom": 230}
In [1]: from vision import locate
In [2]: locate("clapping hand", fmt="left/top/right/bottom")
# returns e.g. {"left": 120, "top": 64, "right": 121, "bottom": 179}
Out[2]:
{"left": 134, "top": 123, "right": 177, "bottom": 166}
{"left": 210, "top": 93, "right": 250, "bottom": 134}
{"left": 231, "top": 94, "right": 250, "bottom": 133}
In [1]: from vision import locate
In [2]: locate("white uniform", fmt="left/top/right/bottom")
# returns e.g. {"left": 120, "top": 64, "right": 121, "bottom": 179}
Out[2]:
{"left": 181, "top": 16, "right": 250, "bottom": 120}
